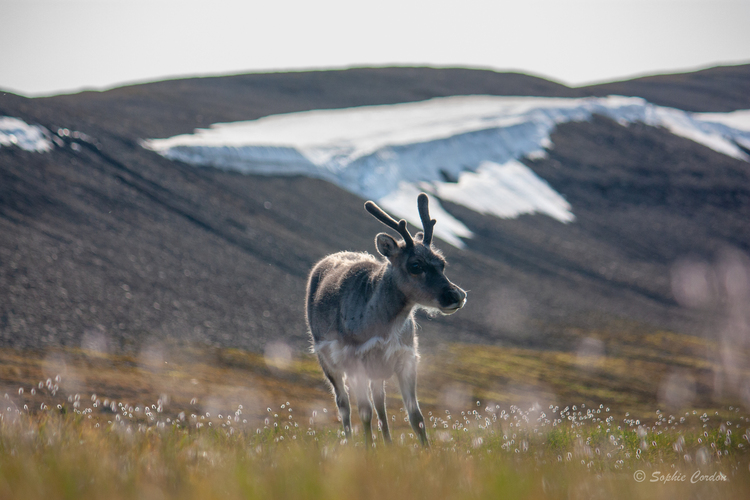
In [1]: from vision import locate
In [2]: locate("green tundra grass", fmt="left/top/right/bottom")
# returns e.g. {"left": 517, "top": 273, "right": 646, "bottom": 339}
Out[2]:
{"left": 0, "top": 328, "right": 748, "bottom": 499}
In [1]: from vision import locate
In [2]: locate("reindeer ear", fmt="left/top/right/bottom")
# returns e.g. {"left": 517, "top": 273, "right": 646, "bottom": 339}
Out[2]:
{"left": 375, "top": 233, "right": 400, "bottom": 257}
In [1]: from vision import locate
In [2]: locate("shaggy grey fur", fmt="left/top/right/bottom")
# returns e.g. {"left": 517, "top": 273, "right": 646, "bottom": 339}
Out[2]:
{"left": 306, "top": 193, "right": 467, "bottom": 446}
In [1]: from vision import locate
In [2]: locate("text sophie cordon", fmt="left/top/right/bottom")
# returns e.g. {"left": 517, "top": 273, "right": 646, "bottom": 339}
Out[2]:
{"left": 634, "top": 470, "right": 728, "bottom": 484}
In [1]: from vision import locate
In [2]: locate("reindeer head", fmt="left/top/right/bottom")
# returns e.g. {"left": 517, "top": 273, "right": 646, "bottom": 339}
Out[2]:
{"left": 365, "top": 193, "right": 467, "bottom": 315}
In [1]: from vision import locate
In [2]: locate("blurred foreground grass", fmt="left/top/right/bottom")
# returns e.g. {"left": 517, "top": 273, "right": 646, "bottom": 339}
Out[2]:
{"left": 1, "top": 396, "right": 748, "bottom": 500}
{"left": 0, "top": 328, "right": 749, "bottom": 499}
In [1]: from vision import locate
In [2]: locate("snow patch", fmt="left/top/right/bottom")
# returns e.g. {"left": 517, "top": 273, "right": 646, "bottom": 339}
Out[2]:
{"left": 0, "top": 117, "right": 53, "bottom": 152}
{"left": 436, "top": 161, "right": 574, "bottom": 224}
{"left": 144, "top": 96, "right": 750, "bottom": 247}
{"left": 694, "top": 110, "right": 750, "bottom": 151}
{"left": 695, "top": 109, "right": 750, "bottom": 132}
{"left": 377, "top": 183, "right": 473, "bottom": 248}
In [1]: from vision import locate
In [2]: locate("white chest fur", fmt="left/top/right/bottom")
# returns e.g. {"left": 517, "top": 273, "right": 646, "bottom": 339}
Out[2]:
{"left": 314, "top": 318, "right": 417, "bottom": 380}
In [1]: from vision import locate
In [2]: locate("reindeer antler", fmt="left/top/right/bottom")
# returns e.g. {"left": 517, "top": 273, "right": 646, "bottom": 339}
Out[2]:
{"left": 417, "top": 193, "right": 436, "bottom": 246}
{"left": 364, "top": 200, "right": 414, "bottom": 249}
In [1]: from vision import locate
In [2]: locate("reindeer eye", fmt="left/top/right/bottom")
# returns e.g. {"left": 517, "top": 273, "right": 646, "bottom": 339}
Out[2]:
{"left": 408, "top": 262, "right": 423, "bottom": 275}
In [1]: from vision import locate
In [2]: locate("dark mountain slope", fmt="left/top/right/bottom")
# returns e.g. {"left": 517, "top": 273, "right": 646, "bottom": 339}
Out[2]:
{"left": 582, "top": 63, "right": 750, "bottom": 112}
{"left": 446, "top": 116, "right": 750, "bottom": 342}
{"left": 0, "top": 134, "right": 361, "bottom": 351}
{"left": 1, "top": 66, "right": 749, "bottom": 355}
{"left": 3, "top": 64, "right": 747, "bottom": 145}
{"left": 2, "top": 68, "right": 578, "bottom": 141}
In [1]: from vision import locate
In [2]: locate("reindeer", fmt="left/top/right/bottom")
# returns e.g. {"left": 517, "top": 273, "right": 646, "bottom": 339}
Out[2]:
{"left": 305, "top": 193, "right": 467, "bottom": 447}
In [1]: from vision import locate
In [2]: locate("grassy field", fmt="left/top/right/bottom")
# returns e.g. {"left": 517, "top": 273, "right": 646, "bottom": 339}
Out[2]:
{"left": 0, "top": 328, "right": 749, "bottom": 499}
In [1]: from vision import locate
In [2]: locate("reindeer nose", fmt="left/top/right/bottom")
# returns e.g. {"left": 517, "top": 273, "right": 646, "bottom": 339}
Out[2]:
{"left": 441, "top": 287, "right": 466, "bottom": 309}
{"left": 457, "top": 288, "right": 467, "bottom": 307}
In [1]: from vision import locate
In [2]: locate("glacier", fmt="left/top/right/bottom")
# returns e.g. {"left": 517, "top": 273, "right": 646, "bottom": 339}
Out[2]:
{"left": 143, "top": 96, "right": 750, "bottom": 247}
{"left": 0, "top": 116, "right": 53, "bottom": 153}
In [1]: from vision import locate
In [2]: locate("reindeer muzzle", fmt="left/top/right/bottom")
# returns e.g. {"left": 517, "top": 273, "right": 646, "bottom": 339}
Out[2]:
{"left": 439, "top": 288, "right": 467, "bottom": 315}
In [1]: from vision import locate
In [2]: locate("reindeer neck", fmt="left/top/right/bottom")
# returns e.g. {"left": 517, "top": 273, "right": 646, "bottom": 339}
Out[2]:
{"left": 372, "top": 263, "right": 412, "bottom": 325}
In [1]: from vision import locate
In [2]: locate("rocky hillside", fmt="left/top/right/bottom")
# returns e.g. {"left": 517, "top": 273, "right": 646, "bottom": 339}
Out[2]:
{"left": 1, "top": 65, "right": 749, "bottom": 354}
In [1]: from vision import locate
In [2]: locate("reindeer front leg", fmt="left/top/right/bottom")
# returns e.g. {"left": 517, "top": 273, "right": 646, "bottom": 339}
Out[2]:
{"left": 349, "top": 375, "right": 374, "bottom": 447}
{"left": 396, "top": 356, "right": 428, "bottom": 447}
{"left": 320, "top": 363, "right": 352, "bottom": 439}
{"left": 371, "top": 379, "right": 392, "bottom": 443}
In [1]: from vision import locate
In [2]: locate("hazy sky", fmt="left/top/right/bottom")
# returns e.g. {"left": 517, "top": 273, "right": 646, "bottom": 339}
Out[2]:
{"left": 2, "top": 0, "right": 749, "bottom": 97}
